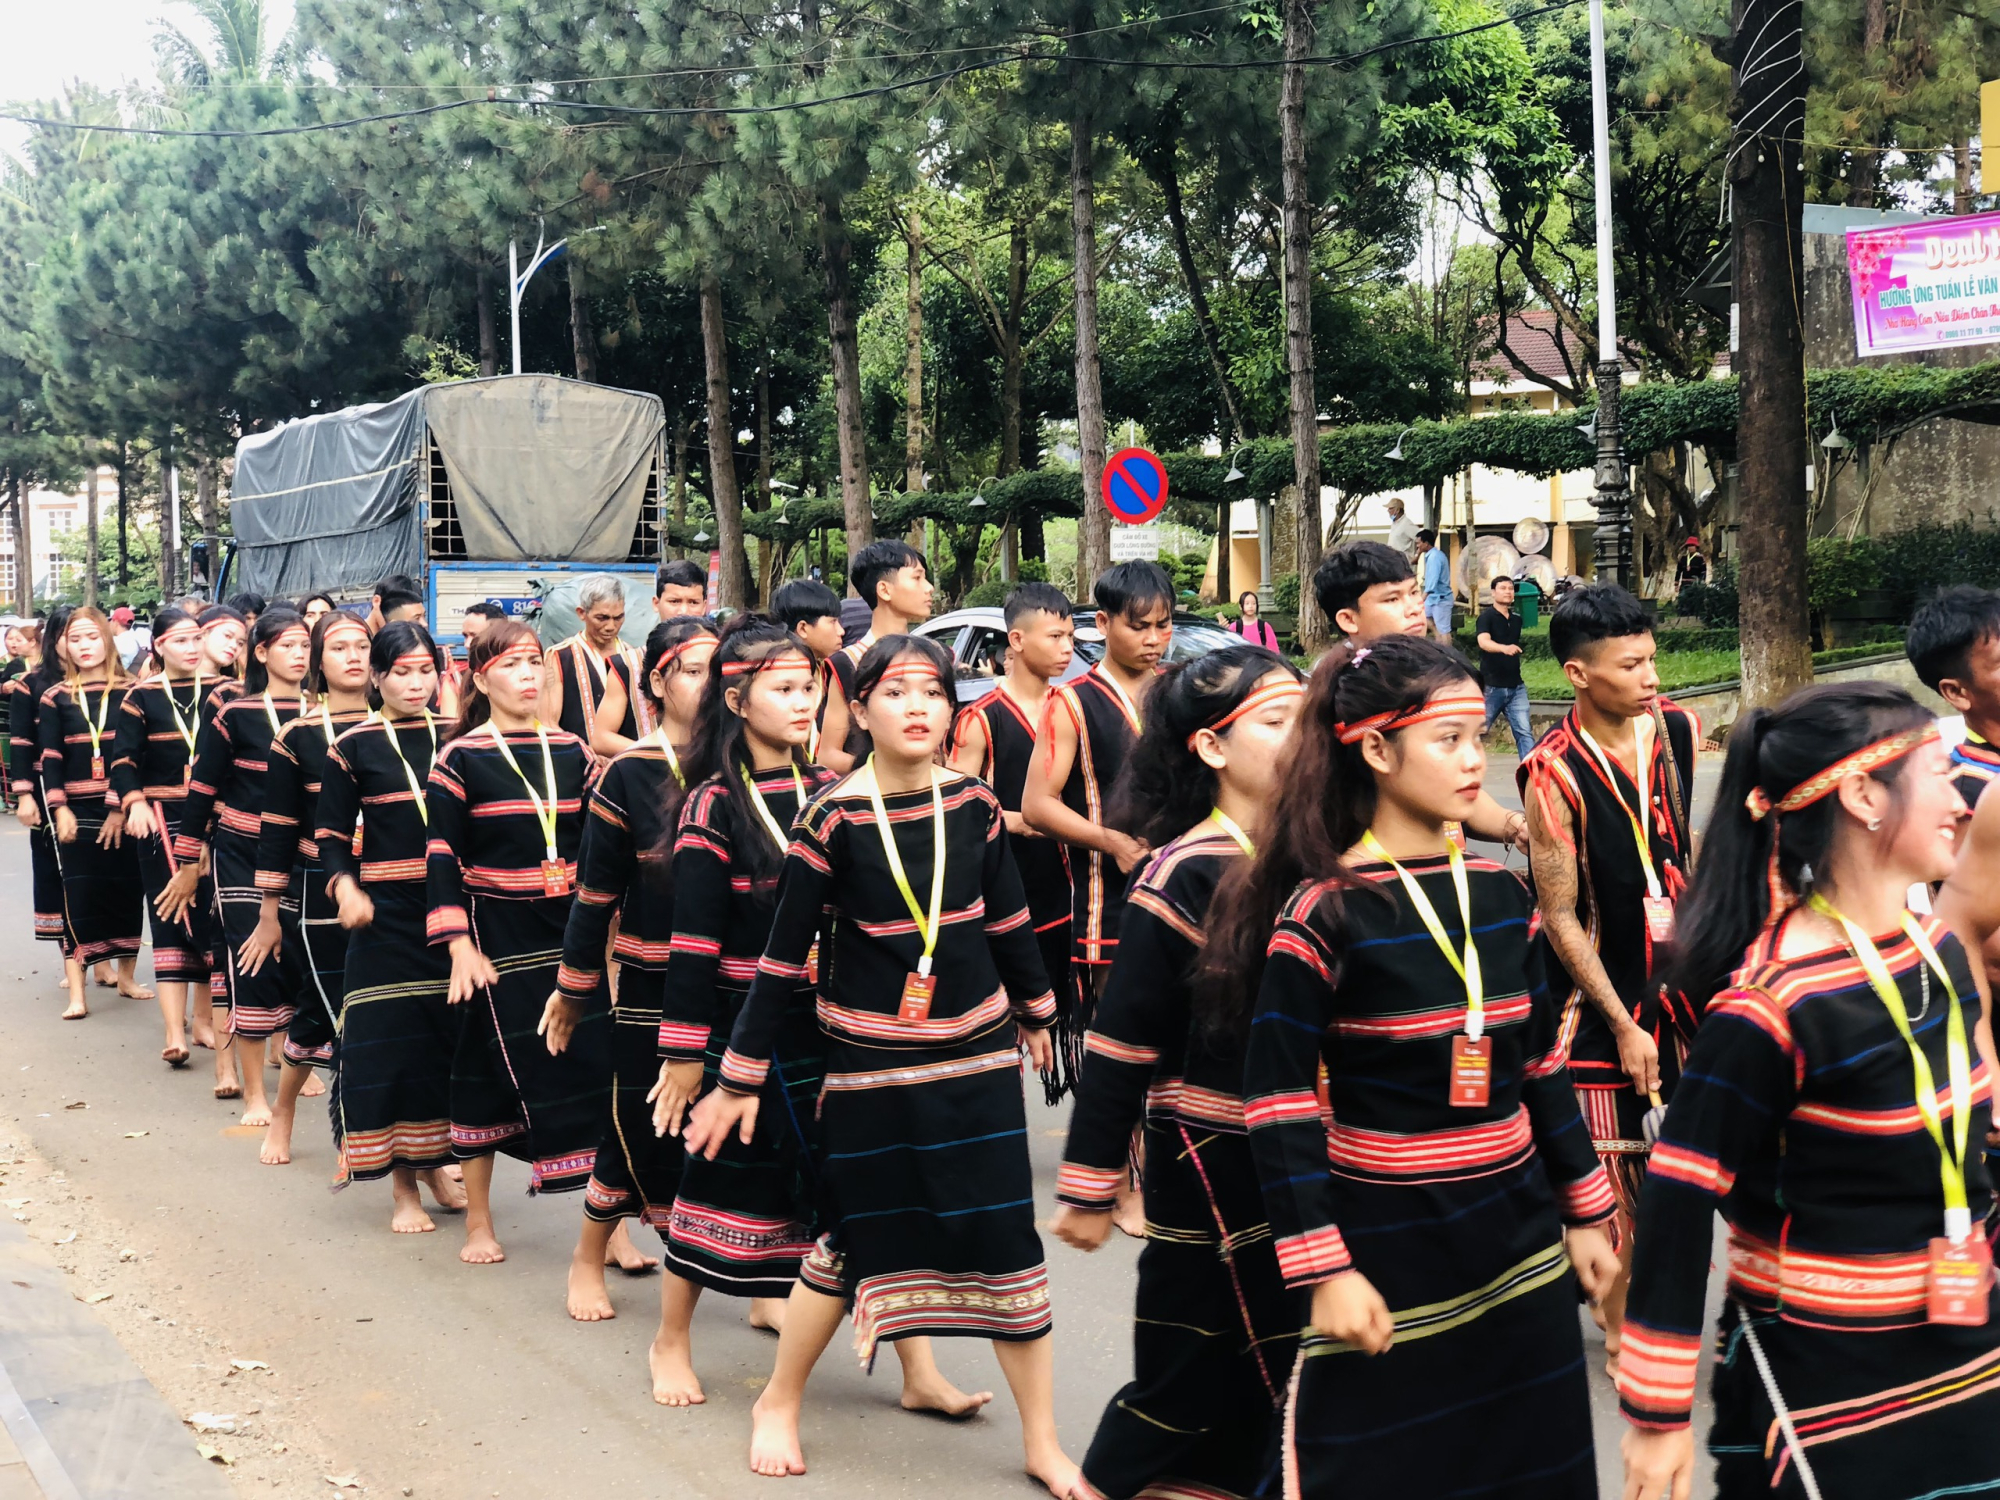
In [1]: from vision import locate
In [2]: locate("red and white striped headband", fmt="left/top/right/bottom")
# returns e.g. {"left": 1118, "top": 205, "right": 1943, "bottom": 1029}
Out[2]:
{"left": 320, "top": 617, "right": 370, "bottom": 644}
{"left": 483, "top": 642, "right": 541, "bottom": 669}
{"left": 721, "top": 645, "right": 809, "bottom": 678}
{"left": 1745, "top": 722, "right": 1938, "bottom": 820}
{"left": 390, "top": 650, "right": 435, "bottom": 668}
{"left": 858, "top": 661, "right": 946, "bottom": 697}
{"left": 1336, "top": 692, "right": 1486, "bottom": 745}
{"left": 1186, "top": 680, "right": 1305, "bottom": 749}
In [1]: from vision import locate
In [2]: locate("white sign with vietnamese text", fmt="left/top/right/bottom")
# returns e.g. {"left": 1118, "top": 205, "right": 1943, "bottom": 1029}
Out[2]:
{"left": 1107, "top": 522, "right": 1162, "bottom": 562}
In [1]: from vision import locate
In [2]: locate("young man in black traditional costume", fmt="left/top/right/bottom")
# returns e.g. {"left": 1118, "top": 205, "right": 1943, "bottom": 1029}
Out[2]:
{"left": 1518, "top": 582, "right": 1698, "bottom": 1378}
{"left": 1908, "top": 584, "right": 2000, "bottom": 809}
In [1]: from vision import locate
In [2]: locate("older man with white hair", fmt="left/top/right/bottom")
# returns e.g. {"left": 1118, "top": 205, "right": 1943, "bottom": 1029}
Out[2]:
{"left": 540, "top": 574, "right": 646, "bottom": 750}
{"left": 1384, "top": 496, "right": 1420, "bottom": 562}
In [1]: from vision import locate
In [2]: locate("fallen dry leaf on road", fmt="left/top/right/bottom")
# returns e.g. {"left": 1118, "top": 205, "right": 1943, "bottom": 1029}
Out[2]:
{"left": 53, "top": 1231, "right": 74, "bottom": 1245}
{"left": 121, "top": 1131, "right": 148, "bottom": 1139}
{"left": 324, "top": 1475, "right": 361, "bottom": 1489}
{"left": 63, "top": 1101, "right": 85, "bottom": 1110}
{"left": 80, "top": 1292, "right": 112, "bottom": 1304}
{"left": 196, "top": 1444, "right": 232, "bottom": 1466}
{"left": 187, "top": 1413, "right": 237, "bottom": 1434}
{"left": 229, "top": 1359, "right": 270, "bottom": 1373}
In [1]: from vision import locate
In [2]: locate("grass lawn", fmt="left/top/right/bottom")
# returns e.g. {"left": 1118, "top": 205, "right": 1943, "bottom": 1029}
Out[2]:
{"left": 1522, "top": 650, "right": 1742, "bottom": 699}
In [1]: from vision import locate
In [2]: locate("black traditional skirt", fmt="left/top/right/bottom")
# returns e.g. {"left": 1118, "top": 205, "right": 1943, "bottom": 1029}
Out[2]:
{"left": 135, "top": 810, "right": 212, "bottom": 986}
{"left": 583, "top": 967, "right": 684, "bottom": 1230}
{"left": 29, "top": 822, "right": 66, "bottom": 949}
{"left": 54, "top": 809, "right": 144, "bottom": 966}
{"left": 808, "top": 1006, "right": 1051, "bottom": 1367}
{"left": 449, "top": 894, "right": 611, "bottom": 1193}
{"left": 281, "top": 861, "right": 346, "bottom": 1067}
{"left": 210, "top": 829, "right": 299, "bottom": 1040}
{"left": 1281, "top": 1155, "right": 1596, "bottom": 1499}
{"left": 1077, "top": 1124, "right": 1295, "bottom": 1500}
{"left": 331, "top": 881, "right": 455, "bottom": 1185}
{"left": 664, "top": 984, "right": 821, "bottom": 1297}
{"left": 1708, "top": 1296, "right": 2000, "bottom": 1499}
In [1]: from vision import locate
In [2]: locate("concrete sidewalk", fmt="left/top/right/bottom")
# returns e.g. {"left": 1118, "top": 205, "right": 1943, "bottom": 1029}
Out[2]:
{"left": 0, "top": 1215, "right": 233, "bottom": 1500}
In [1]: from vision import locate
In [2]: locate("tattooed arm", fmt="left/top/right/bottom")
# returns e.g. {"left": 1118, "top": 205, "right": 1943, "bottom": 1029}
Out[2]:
{"left": 1526, "top": 787, "right": 1660, "bottom": 1093}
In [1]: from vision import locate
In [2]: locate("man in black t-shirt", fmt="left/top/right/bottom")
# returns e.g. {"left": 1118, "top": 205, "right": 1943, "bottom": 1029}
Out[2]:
{"left": 1476, "top": 573, "right": 1533, "bottom": 757}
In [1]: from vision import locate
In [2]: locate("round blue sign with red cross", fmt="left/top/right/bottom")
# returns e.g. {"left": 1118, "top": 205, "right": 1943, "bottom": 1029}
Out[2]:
{"left": 1101, "top": 446, "right": 1170, "bottom": 525}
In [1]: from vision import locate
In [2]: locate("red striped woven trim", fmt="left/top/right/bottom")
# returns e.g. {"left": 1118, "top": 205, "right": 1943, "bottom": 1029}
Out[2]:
{"left": 1336, "top": 692, "right": 1485, "bottom": 745}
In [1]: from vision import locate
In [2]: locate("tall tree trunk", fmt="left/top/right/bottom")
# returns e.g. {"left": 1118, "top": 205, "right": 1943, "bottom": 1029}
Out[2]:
{"left": 1281, "top": 0, "right": 1326, "bottom": 650}
{"left": 1724, "top": 0, "right": 1811, "bottom": 705}
{"left": 7, "top": 472, "right": 24, "bottom": 615}
{"left": 1000, "top": 222, "right": 1028, "bottom": 479}
{"left": 477, "top": 265, "right": 499, "bottom": 378}
{"left": 158, "top": 432, "right": 177, "bottom": 601}
{"left": 1956, "top": 139, "right": 1976, "bottom": 216}
{"left": 568, "top": 260, "right": 599, "bottom": 383}
{"left": 1069, "top": 17, "right": 1110, "bottom": 599}
{"left": 115, "top": 442, "right": 129, "bottom": 589}
{"left": 83, "top": 463, "right": 100, "bottom": 608}
{"left": 818, "top": 198, "right": 873, "bottom": 570}
{"left": 670, "top": 412, "right": 690, "bottom": 558}
{"left": 1845, "top": 0, "right": 1888, "bottom": 207}
{"left": 700, "top": 276, "right": 749, "bottom": 610}
{"left": 1153, "top": 150, "right": 1248, "bottom": 444}
{"left": 755, "top": 355, "right": 776, "bottom": 605}
{"left": 198, "top": 457, "right": 220, "bottom": 600}
{"left": 904, "top": 206, "right": 926, "bottom": 495}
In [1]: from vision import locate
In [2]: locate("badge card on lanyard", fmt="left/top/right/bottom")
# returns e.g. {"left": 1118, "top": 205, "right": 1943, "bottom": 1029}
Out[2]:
{"left": 1578, "top": 717, "right": 1676, "bottom": 942}
{"left": 864, "top": 760, "right": 947, "bottom": 1023}
{"left": 490, "top": 723, "right": 568, "bottom": 897}
{"left": 1364, "top": 832, "right": 1489, "bottom": 1107}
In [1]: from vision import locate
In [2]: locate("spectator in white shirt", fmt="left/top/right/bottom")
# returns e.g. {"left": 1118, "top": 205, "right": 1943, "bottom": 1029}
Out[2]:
{"left": 1385, "top": 496, "right": 1421, "bottom": 562}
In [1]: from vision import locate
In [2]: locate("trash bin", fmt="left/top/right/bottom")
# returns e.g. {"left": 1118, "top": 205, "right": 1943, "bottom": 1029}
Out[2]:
{"left": 1517, "top": 576, "right": 1542, "bottom": 629}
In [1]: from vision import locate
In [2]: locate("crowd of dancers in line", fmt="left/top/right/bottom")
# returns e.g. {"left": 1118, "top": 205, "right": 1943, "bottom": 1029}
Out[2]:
{"left": 10, "top": 536, "right": 2000, "bottom": 1500}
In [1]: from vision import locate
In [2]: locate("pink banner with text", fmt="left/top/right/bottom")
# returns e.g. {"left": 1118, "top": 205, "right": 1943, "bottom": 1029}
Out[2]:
{"left": 1848, "top": 212, "right": 2000, "bottom": 358}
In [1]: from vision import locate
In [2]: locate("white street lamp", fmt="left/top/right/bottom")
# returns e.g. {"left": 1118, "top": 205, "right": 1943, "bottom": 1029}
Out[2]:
{"left": 509, "top": 221, "right": 605, "bottom": 376}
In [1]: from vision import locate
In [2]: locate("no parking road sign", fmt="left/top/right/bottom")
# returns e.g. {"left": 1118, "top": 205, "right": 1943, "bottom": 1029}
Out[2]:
{"left": 1101, "top": 447, "right": 1170, "bottom": 525}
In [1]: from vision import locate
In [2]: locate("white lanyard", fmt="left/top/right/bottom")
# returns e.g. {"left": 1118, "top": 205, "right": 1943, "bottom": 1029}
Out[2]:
{"left": 1097, "top": 668, "right": 1144, "bottom": 735}
{"left": 649, "top": 725, "right": 685, "bottom": 787}
{"left": 261, "top": 691, "right": 294, "bottom": 741}
{"left": 1576, "top": 717, "right": 1664, "bottom": 899}
{"left": 488, "top": 721, "right": 561, "bottom": 863}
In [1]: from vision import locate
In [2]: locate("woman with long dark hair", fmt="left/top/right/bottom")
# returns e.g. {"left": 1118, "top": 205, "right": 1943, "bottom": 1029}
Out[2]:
{"left": 1620, "top": 683, "right": 2000, "bottom": 1500}
{"left": 427, "top": 618, "right": 610, "bottom": 1268}
{"left": 165, "top": 609, "right": 311, "bottom": 1121}
{"left": 685, "top": 633, "right": 1072, "bottom": 1492}
{"left": 312, "top": 622, "right": 465, "bottom": 1234}
{"left": 1216, "top": 634, "right": 1618, "bottom": 1499}
{"left": 1053, "top": 643, "right": 1305, "bottom": 1500}
{"left": 241, "top": 610, "right": 375, "bottom": 1166}
{"left": 543, "top": 615, "right": 716, "bottom": 1326}
{"left": 111, "top": 606, "right": 213, "bottom": 1065}
{"left": 39, "top": 606, "right": 147, "bottom": 1019}
{"left": 11, "top": 605, "right": 73, "bottom": 991}
{"left": 640, "top": 616, "right": 834, "bottom": 1402}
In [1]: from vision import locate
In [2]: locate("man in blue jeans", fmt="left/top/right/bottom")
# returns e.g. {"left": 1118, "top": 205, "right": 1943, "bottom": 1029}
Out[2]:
{"left": 1417, "top": 529, "right": 1453, "bottom": 639}
{"left": 1476, "top": 572, "right": 1534, "bottom": 757}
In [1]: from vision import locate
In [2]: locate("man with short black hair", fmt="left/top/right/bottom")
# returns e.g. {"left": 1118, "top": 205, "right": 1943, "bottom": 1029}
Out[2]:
{"left": 366, "top": 575, "right": 421, "bottom": 634}
{"left": 461, "top": 600, "right": 505, "bottom": 648}
{"left": 1476, "top": 574, "right": 1532, "bottom": 758}
{"left": 1520, "top": 583, "right": 1699, "bottom": 1374}
{"left": 654, "top": 559, "right": 708, "bottom": 621}
{"left": 771, "top": 577, "right": 853, "bottom": 771}
{"left": 1416, "top": 529, "right": 1453, "bottom": 639}
{"left": 1907, "top": 584, "right": 2000, "bottom": 807}
{"left": 833, "top": 539, "right": 933, "bottom": 707}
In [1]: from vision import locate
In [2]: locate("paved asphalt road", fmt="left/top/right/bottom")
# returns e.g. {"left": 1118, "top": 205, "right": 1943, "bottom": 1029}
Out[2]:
{"left": 0, "top": 751, "right": 1723, "bottom": 1500}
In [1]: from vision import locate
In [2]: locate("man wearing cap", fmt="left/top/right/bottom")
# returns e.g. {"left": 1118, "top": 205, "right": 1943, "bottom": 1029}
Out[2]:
{"left": 111, "top": 606, "right": 150, "bottom": 672}
{"left": 1674, "top": 537, "right": 1707, "bottom": 589}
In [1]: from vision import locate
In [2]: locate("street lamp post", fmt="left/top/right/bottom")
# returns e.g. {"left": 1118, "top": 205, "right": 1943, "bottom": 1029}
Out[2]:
{"left": 509, "top": 223, "right": 603, "bottom": 376}
{"left": 1587, "top": 0, "right": 1632, "bottom": 589}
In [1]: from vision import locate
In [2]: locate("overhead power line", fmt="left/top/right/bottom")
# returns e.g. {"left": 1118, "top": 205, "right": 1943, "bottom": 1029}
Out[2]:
{"left": 0, "top": 0, "right": 1588, "bottom": 142}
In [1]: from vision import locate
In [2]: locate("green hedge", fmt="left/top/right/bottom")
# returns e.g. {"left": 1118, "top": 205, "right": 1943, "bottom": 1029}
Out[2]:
{"left": 1456, "top": 624, "right": 1742, "bottom": 661}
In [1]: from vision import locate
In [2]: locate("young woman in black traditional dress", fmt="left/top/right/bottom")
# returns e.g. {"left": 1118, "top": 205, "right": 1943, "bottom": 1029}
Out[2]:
{"left": 312, "top": 622, "right": 466, "bottom": 1234}
{"left": 685, "top": 634, "right": 1074, "bottom": 1494}
{"left": 1215, "top": 634, "right": 1620, "bottom": 1499}
{"left": 542, "top": 615, "right": 716, "bottom": 1324}
{"left": 11, "top": 606, "right": 73, "bottom": 997}
{"left": 428, "top": 619, "right": 610, "bottom": 1267}
{"left": 1621, "top": 683, "right": 2000, "bottom": 1500}
{"left": 242, "top": 610, "right": 375, "bottom": 1166}
{"left": 111, "top": 607, "right": 213, "bottom": 1065}
{"left": 162, "top": 610, "right": 310, "bottom": 1124}
{"left": 1053, "top": 641, "right": 1305, "bottom": 1500}
{"left": 40, "top": 606, "right": 148, "bottom": 1019}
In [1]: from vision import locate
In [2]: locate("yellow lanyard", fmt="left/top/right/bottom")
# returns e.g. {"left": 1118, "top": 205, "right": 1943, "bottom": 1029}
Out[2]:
{"left": 368, "top": 709, "right": 436, "bottom": 825}
{"left": 164, "top": 672, "right": 202, "bottom": 759}
{"left": 1098, "top": 668, "right": 1144, "bottom": 735}
{"left": 1363, "top": 831, "right": 1485, "bottom": 1039}
{"left": 739, "top": 762, "right": 807, "bottom": 851}
{"left": 1210, "top": 808, "right": 1255, "bottom": 858}
{"left": 1810, "top": 896, "right": 1975, "bottom": 1241}
{"left": 1576, "top": 718, "right": 1665, "bottom": 899}
{"left": 79, "top": 683, "right": 112, "bottom": 765}
{"left": 863, "top": 758, "right": 947, "bottom": 976}
{"left": 651, "top": 725, "right": 685, "bottom": 787}
{"left": 488, "top": 722, "right": 561, "bottom": 863}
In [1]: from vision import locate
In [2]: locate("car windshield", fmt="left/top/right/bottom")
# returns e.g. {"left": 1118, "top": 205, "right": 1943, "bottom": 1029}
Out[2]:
{"left": 1070, "top": 617, "right": 1240, "bottom": 667}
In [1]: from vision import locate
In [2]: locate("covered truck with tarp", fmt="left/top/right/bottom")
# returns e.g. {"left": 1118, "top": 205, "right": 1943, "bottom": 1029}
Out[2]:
{"left": 227, "top": 374, "right": 669, "bottom": 649}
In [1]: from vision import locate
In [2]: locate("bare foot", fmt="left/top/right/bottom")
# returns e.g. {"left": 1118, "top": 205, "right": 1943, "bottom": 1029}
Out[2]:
{"left": 748, "top": 1392, "right": 807, "bottom": 1477}
{"left": 1025, "top": 1448, "right": 1081, "bottom": 1499}
{"left": 190, "top": 1020, "right": 218, "bottom": 1049}
{"left": 259, "top": 1112, "right": 294, "bottom": 1165}
{"left": 567, "top": 1259, "right": 616, "bottom": 1321}
{"left": 1111, "top": 1181, "right": 1146, "bottom": 1240}
{"left": 391, "top": 1201, "right": 437, "bottom": 1234}
{"left": 118, "top": 981, "right": 155, "bottom": 1001}
{"left": 419, "top": 1169, "right": 467, "bottom": 1212}
{"left": 93, "top": 964, "right": 114, "bottom": 989}
{"left": 213, "top": 1083, "right": 242, "bottom": 1101}
{"left": 239, "top": 1102, "right": 272, "bottom": 1128}
{"left": 899, "top": 1372, "right": 992, "bottom": 1420}
{"left": 604, "top": 1221, "right": 659, "bottom": 1274}
{"left": 300, "top": 1071, "right": 327, "bottom": 1098}
{"left": 162, "top": 1045, "right": 190, "bottom": 1068}
{"left": 460, "top": 1227, "right": 505, "bottom": 1265}
{"left": 748, "top": 1297, "right": 787, "bottom": 1334}
{"left": 649, "top": 1333, "right": 706, "bottom": 1407}
{"left": 60, "top": 997, "right": 88, "bottom": 1020}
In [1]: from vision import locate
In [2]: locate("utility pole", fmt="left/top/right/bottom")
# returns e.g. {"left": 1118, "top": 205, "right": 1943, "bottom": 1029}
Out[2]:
{"left": 1586, "top": 0, "right": 1631, "bottom": 589}
{"left": 1720, "top": 0, "right": 1811, "bottom": 704}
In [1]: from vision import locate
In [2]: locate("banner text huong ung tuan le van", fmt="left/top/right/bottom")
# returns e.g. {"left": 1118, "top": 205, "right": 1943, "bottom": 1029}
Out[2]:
{"left": 1848, "top": 210, "right": 2000, "bottom": 359}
